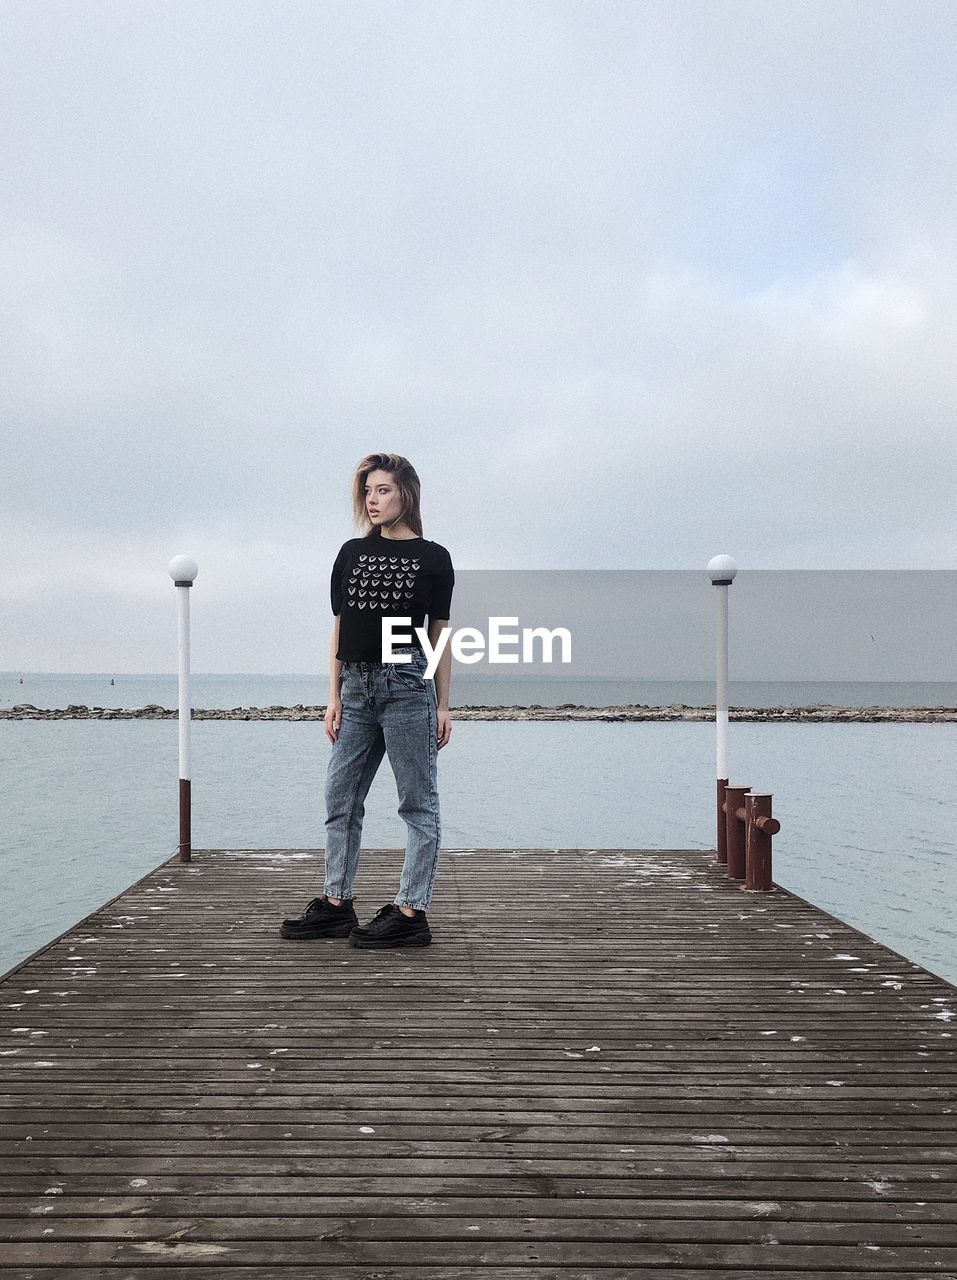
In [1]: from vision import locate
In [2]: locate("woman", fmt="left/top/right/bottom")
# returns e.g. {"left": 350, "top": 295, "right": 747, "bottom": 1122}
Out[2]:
{"left": 280, "top": 453, "right": 454, "bottom": 949}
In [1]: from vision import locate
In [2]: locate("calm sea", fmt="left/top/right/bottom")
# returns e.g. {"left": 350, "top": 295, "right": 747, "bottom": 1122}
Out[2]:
{"left": 2, "top": 674, "right": 955, "bottom": 991}
{"left": 4, "top": 671, "right": 957, "bottom": 709}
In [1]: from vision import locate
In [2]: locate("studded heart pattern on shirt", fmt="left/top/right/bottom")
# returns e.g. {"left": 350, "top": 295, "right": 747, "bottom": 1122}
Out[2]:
{"left": 348, "top": 552, "right": 421, "bottom": 611}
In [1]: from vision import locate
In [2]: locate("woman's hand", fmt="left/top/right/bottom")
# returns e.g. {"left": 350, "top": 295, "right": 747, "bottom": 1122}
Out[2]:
{"left": 437, "top": 708, "right": 452, "bottom": 750}
{"left": 324, "top": 695, "right": 342, "bottom": 744}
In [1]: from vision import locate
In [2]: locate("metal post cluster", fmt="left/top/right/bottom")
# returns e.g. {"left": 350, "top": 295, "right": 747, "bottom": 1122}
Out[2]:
{"left": 718, "top": 782, "right": 781, "bottom": 892}
{"left": 709, "top": 554, "right": 781, "bottom": 892}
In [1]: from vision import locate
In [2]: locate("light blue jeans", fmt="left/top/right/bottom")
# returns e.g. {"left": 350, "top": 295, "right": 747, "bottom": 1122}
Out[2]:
{"left": 323, "top": 645, "right": 441, "bottom": 911}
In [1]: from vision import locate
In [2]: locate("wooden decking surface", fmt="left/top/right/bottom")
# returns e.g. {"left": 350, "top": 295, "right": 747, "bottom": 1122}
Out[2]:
{"left": 1, "top": 846, "right": 955, "bottom": 1278}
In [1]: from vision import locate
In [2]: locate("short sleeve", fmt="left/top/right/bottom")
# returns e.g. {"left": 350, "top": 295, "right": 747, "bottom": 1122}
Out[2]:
{"left": 330, "top": 542, "right": 348, "bottom": 615}
{"left": 430, "top": 547, "right": 454, "bottom": 620}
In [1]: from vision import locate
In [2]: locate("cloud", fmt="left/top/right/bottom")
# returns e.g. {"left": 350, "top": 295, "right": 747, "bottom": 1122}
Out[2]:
{"left": 2, "top": 0, "right": 955, "bottom": 667}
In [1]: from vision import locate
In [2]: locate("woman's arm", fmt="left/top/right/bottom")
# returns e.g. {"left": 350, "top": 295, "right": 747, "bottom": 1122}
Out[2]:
{"left": 325, "top": 615, "right": 343, "bottom": 743}
{"left": 428, "top": 617, "right": 452, "bottom": 749}
{"left": 329, "top": 614, "right": 343, "bottom": 698}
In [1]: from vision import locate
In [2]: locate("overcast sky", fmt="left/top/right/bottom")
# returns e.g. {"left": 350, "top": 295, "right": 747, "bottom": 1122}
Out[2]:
{"left": 3, "top": 1, "right": 956, "bottom": 673}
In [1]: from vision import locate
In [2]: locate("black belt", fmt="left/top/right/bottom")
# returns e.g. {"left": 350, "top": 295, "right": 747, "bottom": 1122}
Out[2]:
{"left": 350, "top": 649, "right": 420, "bottom": 671}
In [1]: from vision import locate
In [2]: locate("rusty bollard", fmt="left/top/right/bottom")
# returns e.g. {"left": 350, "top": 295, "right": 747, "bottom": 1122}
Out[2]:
{"left": 744, "top": 791, "right": 780, "bottom": 892}
{"left": 716, "top": 777, "right": 729, "bottom": 865}
{"left": 722, "top": 785, "right": 750, "bottom": 880}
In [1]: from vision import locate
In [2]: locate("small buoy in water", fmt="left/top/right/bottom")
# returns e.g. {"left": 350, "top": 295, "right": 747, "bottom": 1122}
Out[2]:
{"left": 110, "top": 678, "right": 114, "bottom": 685}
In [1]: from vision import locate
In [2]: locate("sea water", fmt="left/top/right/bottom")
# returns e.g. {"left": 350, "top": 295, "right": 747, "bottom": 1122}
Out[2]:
{"left": 2, "top": 703, "right": 955, "bottom": 988}
{"left": 4, "top": 672, "right": 957, "bottom": 710}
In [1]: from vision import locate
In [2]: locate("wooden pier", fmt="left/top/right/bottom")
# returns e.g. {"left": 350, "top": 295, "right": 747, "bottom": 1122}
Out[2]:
{"left": 1, "top": 846, "right": 955, "bottom": 1278}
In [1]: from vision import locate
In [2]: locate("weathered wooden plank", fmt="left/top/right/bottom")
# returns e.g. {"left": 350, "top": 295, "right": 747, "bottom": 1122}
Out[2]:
{"left": 0, "top": 1193, "right": 953, "bottom": 1224}
{"left": 5, "top": 1078, "right": 953, "bottom": 1100}
{"left": 3, "top": 1154, "right": 957, "bottom": 1184}
{"left": 1, "top": 1170, "right": 949, "bottom": 1202}
{"left": 0, "top": 1270, "right": 951, "bottom": 1280}
{"left": 2, "top": 1210, "right": 956, "bottom": 1245}
{"left": 2, "top": 1238, "right": 956, "bottom": 1269}
{"left": 3, "top": 1138, "right": 957, "bottom": 1169}
{"left": 1, "top": 1071, "right": 953, "bottom": 1091}
{"left": 30, "top": 1050, "right": 951, "bottom": 1072}
{"left": 3, "top": 1093, "right": 951, "bottom": 1119}
{"left": 2, "top": 1060, "right": 954, "bottom": 1083}
{"left": 0, "top": 1113, "right": 952, "bottom": 1141}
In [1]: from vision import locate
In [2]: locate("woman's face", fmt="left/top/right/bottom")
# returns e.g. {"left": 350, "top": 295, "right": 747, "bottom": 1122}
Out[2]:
{"left": 364, "top": 469, "right": 403, "bottom": 527}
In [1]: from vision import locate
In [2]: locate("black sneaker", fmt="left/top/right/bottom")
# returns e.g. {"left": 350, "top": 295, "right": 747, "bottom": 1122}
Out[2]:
{"left": 348, "top": 903, "right": 432, "bottom": 949}
{"left": 280, "top": 895, "right": 358, "bottom": 940}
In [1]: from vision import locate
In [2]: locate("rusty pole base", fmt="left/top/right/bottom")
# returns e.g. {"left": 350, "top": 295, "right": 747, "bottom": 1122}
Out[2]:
{"left": 744, "top": 791, "right": 778, "bottom": 891}
{"left": 716, "top": 777, "right": 728, "bottom": 864}
{"left": 178, "top": 777, "right": 191, "bottom": 863}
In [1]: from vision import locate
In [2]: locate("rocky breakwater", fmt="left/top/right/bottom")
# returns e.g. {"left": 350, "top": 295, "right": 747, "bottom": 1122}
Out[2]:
{"left": 2, "top": 702, "right": 955, "bottom": 722}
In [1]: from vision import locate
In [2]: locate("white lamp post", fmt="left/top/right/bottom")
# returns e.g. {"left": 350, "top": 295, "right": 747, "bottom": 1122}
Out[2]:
{"left": 169, "top": 554, "right": 199, "bottom": 862}
{"left": 707, "top": 554, "right": 738, "bottom": 865}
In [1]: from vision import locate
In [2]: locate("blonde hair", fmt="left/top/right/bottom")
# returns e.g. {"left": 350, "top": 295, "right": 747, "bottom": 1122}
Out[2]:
{"left": 351, "top": 453, "right": 423, "bottom": 537}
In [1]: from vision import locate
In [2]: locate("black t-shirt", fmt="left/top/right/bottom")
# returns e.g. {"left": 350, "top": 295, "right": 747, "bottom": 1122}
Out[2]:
{"left": 331, "top": 529, "right": 455, "bottom": 662}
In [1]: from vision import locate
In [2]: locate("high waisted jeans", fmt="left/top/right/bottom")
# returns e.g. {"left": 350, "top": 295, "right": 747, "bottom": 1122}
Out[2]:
{"left": 323, "top": 645, "right": 441, "bottom": 911}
